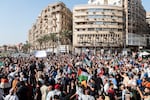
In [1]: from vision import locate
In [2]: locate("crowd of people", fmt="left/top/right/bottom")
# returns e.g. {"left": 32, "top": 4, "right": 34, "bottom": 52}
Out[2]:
{"left": 0, "top": 51, "right": 149, "bottom": 100}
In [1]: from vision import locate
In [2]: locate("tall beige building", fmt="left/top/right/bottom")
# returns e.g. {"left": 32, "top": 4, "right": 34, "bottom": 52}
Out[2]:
{"left": 73, "top": 1, "right": 124, "bottom": 49}
{"left": 146, "top": 12, "right": 150, "bottom": 27}
{"left": 73, "top": 0, "right": 148, "bottom": 51}
{"left": 28, "top": 2, "right": 72, "bottom": 50}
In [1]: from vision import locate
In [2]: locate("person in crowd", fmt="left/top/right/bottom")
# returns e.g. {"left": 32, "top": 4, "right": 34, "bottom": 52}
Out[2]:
{"left": 120, "top": 72, "right": 129, "bottom": 87}
{"left": 25, "top": 80, "right": 33, "bottom": 100}
{"left": 137, "top": 86, "right": 150, "bottom": 100}
{"left": 0, "top": 88, "right": 4, "bottom": 100}
{"left": 12, "top": 74, "right": 19, "bottom": 93}
{"left": 62, "top": 80, "right": 76, "bottom": 100}
{"left": 34, "top": 81, "right": 42, "bottom": 100}
{"left": 87, "top": 77, "right": 96, "bottom": 97}
{"left": 40, "top": 80, "right": 48, "bottom": 100}
{"left": 4, "top": 88, "right": 19, "bottom": 100}
{"left": 103, "top": 78, "right": 109, "bottom": 94}
{"left": 29, "top": 60, "right": 37, "bottom": 87}
{"left": 0, "top": 75, "right": 11, "bottom": 95}
{"left": 107, "top": 83, "right": 117, "bottom": 100}
{"left": 16, "top": 81, "right": 28, "bottom": 100}
{"left": 79, "top": 88, "right": 95, "bottom": 100}
{"left": 0, "top": 52, "right": 149, "bottom": 100}
{"left": 97, "top": 94, "right": 105, "bottom": 100}
{"left": 46, "top": 84, "right": 61, "bottom": 100}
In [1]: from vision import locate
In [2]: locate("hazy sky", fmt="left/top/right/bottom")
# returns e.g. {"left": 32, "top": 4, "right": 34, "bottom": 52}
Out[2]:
{"left": 0, "top": 0, "right": 149, "bottom": 45}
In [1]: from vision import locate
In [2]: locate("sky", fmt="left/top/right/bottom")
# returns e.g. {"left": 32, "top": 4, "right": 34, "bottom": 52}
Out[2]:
{"left": 0, "top": 0, "right": 149, "bottom": 46}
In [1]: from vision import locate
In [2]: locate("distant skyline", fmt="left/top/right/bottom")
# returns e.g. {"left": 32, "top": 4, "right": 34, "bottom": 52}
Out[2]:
{"left": 0, "top": 0, "right": 149, "bottom": 46}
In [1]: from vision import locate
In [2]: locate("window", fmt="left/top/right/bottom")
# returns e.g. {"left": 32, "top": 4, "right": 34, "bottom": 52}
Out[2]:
{"left": 88, "top": 28, "right": 94, "bottom": 31}
{"left": 52, "top": 6, "right": 55, "bottom": 10}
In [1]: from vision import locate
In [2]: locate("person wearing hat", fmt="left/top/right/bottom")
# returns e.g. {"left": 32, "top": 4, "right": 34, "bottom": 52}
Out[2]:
{"left": 46, "top": 84, "right": 61, "bottom": 100}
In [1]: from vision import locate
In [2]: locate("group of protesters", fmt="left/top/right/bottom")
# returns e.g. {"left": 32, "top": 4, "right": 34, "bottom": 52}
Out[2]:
{"left": 0, "top": 51, "right": 149, "bottom": 100}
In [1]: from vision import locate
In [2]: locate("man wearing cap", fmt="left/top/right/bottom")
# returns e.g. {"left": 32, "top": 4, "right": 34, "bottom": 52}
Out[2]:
{"left": 46, "top": 84, "right": 61, "bottom": 100}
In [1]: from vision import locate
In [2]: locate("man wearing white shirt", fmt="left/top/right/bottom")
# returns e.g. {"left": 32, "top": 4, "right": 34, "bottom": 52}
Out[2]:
{"left": 46, "top": 84, "right": 61, "bottom": 100}
{"left": 78, "top": 89, "right": 95, "bottom": 100}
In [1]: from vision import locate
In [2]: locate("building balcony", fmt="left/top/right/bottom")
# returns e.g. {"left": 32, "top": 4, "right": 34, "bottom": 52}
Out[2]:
{"left": 74, "top": 11, "right": 123, "bottom": 17}
{"left": 51, "top": 6, "right": 63, "bottom": 13}
{"left": 74, "top": 18, "right": 123, "bottom": 23}
{"left": 74, "top": 24, "right": 123, "bottom": 29}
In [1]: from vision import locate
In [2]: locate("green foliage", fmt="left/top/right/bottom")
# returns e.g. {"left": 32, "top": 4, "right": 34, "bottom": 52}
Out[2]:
{"left": 60, "top": 30, "right": 72, "bottom": 45}
{"left": 22, "top": 42, "right": 31, "bottom": 53}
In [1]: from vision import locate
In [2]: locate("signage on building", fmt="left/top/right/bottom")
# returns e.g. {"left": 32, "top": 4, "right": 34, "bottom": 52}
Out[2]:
{"left": 88, "top": 0, "right": 122, "bottom": 6}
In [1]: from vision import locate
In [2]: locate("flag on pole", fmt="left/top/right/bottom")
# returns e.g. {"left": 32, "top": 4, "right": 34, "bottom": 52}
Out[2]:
{"left": 78, "top": 68, "right": 88, "bottom": 82}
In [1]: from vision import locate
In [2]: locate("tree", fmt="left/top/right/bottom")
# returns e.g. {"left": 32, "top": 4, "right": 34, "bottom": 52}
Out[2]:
{"left": 42, "top": 34, "right": 50, "bottom": 49}
{"left": 22, "top": 42, "right": 31, "bottom": 53}
{"left": 36, "top": 38, "right": 43, "bottom": 50}
{"left": 60, "top": 30, "right": 72, "bottom": 45}
{"left": 12, "top": 46, "right": 19, "bottom": 53}
{"left": 60, "top": 30, "right": 72, "bottom": 53}
{"left": 49, "top": 33, "right": 57, "bottom": 53}
{"left": 3, "top": 45, "right": 7, "bottom": 51}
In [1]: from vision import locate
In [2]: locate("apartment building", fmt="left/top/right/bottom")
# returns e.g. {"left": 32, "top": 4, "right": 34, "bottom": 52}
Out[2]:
{"left": 28, "top": 2, "right": 72, "bottom": 50}
{"left": 146, "top": 12, "right": 150, "bottom": 27}
{"left": 146, "top": 12, "right": 150, "bottom": 47}
{"left": 73, "top": 0, "right": 124, "bottom": 49}
{"left": 125, "top": 0, "right": 147, "bottom": 47}
{"left": 73, "top": 0, "right": 148, "bottom": 50}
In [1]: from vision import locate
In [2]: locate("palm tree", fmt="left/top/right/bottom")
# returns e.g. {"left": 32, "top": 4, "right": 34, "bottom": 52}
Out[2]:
{"left": 42, "top": 34, "right": 50, "bottom": 49}
{"left": 22, "top": 44, "right": 28, "bottom": 53}
{"left": 60, "top": 30, "right": 72, "bottom": 45}
{"left": 3, "top": 45, "right": 7, "bottom": 52}
{"left": 49, "top": 33, "right": 57, "bottom": 53}
{"left": 12, "top": 46, "right": 19, "bottom": 53}
{"left": 26, "top": 41, "right": 32, "bottom": 52}
{"left": 60, "top": 30, "right": 72, "bottom": 53}
{"left": 37, "top": 38, "right": 43, "bottom": 50}
{"left": 22, "top": 42, "right": 32, "bottom": 53}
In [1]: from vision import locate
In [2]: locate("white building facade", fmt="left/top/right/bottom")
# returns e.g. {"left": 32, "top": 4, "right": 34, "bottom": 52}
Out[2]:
{"left": 73, "top": 0, "right": 148, "bottom": 51}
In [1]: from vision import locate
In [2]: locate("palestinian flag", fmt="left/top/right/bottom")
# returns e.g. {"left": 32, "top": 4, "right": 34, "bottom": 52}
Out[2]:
{"left": 78, "top": 68, "right": 88, "bottom": 82}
